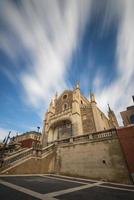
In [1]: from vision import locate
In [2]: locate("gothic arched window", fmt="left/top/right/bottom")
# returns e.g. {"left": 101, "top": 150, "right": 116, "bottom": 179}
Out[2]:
{"left": 130, "top": 114, "right": 134, "bottom": 124}
{"left": 63, "top": 103, "right": 68, "bottom": 111}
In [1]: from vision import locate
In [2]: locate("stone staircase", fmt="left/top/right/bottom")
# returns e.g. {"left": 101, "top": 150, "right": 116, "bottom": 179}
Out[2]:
{"left": 0, "top": 143, "right": 56, "bottom": 174}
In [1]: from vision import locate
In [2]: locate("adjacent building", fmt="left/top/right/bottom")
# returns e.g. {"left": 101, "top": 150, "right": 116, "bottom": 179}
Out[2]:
{"left": 11, "top": 131, "right": 42, "bottom": 148}
{"left": 120, "top": 97, "right": 134, "bottom": 126}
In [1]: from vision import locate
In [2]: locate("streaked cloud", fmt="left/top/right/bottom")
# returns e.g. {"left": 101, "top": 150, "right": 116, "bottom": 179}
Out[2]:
{"left": 0, "top": 0, "right": 91, "bottom": 108}
{"left": 0, "top": 0, "right": 133, "bottom": 134}
{"left": 94, "top": 0, "right": 134, "bottom": 124}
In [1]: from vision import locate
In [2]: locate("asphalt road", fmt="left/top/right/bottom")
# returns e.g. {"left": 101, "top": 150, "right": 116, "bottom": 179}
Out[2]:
{"left": 0, "top": 184, "right": 39, "bottom": 200}
{"left": 0, "top": 175, "right": 134, "bottom": 200}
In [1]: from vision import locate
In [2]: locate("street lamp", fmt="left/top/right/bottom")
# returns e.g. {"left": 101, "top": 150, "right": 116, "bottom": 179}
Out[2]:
{"left": 37, "top": 126, "right": 40, "bottom": 133}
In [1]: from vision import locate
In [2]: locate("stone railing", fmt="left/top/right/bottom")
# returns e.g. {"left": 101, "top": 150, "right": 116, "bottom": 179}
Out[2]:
{"left": 5, "top": 147, "right": 27, "bottom": 157}
{"left": 48, "top": 128, "right": 117, "bottom": 146}
{"left": 0, "top": 148, "right": 33, "bottom": 171}
{"left": 73, "top": 128, "right": 116, "bottom": 142}
{"left": 41, "top": 143, "right": 56, "bottom": 157}
{"left": 0, "top": 144, "right": 56, "bottom": 172}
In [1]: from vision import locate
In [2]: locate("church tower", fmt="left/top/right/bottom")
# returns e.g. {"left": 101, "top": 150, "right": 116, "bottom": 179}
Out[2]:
{"left": 108, "top": 104, "right": 119, "bottom": 128}
{"left": 90, "top": 91, "right": 110, "bottom": 131}
{"left": 72, "top": 82, "right": 83, "bottom": 135}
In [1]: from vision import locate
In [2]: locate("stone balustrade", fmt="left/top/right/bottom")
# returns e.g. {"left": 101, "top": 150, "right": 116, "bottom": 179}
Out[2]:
{"left": 0, "top": 144, "right": 56, "bottom": 172}
{"left": 41, "top": 143, "right": 55, "bottom": 156}
{"left": 0, "top": 148, "right": 33, "bottom": 171}
{"left": 47, "top": 128, "right": 117, "bottom": 146}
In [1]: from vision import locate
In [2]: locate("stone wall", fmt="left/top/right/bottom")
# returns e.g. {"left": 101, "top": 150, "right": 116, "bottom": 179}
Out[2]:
{"left": 56, "top": 138, "right": 131, "bottom": 184}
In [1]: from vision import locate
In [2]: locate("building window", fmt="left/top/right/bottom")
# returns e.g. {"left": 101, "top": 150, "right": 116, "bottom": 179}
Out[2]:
{"left": 63, "top": 103, "right": 68, "bottom": 111}
{"left": 66, "top": 123, "right": 71, "bottom": 128}
{"left": 63, "top": 94, "right": 68, "bottom": 100}
{"left": 102, "top": 160, "right": 106, "bottom": 164}
{"left": 57, "top": 121, "right": 72, "bottom": 138}
{"left": 83, "top": 115, "right": 87, "bottom": 120}
{"left": 81, "top": 100, "right": 83, "bottom": 104}
{"left": 130, "top": 114, "right": 134, "bottom": 124}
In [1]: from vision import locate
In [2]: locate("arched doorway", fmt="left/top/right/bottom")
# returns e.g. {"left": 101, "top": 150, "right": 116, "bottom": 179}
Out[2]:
{"left": 57, "top": 120, "right": 72, "bottom": 140}
{"left": 49, "top": 119, "right": 72, "bottom": 141}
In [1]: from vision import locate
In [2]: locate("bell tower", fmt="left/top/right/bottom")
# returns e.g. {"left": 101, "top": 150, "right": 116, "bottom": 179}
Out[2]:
{"left": 71, "top": 82, "right": 83, "bottom": 135}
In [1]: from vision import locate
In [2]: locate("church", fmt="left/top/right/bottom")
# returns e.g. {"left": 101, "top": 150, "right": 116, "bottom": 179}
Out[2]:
{"left": 42, "top": 83, "right": 119, "bottom": 146}
{"left": 1, "top": 84, "right": 133, "bottom": 184}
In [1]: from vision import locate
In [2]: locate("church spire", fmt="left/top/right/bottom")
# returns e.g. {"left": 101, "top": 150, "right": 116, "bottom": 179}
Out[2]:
{"left": 76, "top": 81, "right": 80, "bottom": 90}
{"left": 90, "top": 90, "right": 96, "bottom": 103}
{"left": 55, "top": 92, "right": 58, "bottom": 100}
{"left": 107, "top": 104, "right": 119, "bottom": 128}
{"left": 108, "top": 104, "right": 112, "bottom": 112}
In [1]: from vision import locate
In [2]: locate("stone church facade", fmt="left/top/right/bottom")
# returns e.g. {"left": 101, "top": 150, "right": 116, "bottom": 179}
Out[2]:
{"left": 42, "top": 84, "right": 119, "bottom": 146}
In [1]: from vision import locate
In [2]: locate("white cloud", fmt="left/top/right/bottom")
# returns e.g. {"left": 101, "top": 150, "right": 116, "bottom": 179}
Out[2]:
{"left": 94, "top": 0, "right": 134, "bottom": 125}
{"left": 0, "top": 0, "right": 91, "bottom": 109}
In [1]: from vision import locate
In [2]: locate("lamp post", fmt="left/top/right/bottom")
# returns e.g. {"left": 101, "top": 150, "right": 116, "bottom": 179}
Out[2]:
{"left": 37, "top": 126, "right": 40, "bottom": 133}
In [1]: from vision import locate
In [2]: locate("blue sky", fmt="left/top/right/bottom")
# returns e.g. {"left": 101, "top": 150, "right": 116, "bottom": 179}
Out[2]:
{"left": 0, "top": 0, "right": 134, "bottom": 141}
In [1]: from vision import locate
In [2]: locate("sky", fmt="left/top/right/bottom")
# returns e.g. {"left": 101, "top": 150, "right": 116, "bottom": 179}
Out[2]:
{"left": 0, "top": 0, "right": 134, "bottom": 141}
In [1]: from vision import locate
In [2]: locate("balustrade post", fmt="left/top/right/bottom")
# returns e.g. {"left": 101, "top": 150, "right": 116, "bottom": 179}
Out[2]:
{"left": 70, "top": 137, "right": 73, "bottom": 143}
{"left": 37, "top": 150, "right": 42, "bottom": 157}
{"left": 32, "top": 149, "right": 37, "bottom": 156}
{"left": 55, "top": 141, "right": 58, "bottom": 146}
{"left": 89, "top": 134, "right": 93, "bottom": 140}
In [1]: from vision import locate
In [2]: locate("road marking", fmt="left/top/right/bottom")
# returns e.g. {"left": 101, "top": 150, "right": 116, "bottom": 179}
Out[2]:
{"left": 98, "top": 185, "right": 134, "bottom": 192}
{"left": 103, "top": 181, "right": 134, "bottom": 188}
{"left": 44, "top": 181, "right": 103, "bottom": 197}
{"left": 0, "top": 179, "right": 57, "bottom": 200}
{"left": 1, "top": 174, "right": 133, "bottom": 200}
{"left": 45, "top": 173, "right": 134, "bottom": 188}
{"left": 44, "top": 173, "right": 96, "bottom": 183}
{"left": 40, "top": 174, "right": 87, "bottom": 185}
{"left": 0, "top": 174, "right": 41, "bottom": 177}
